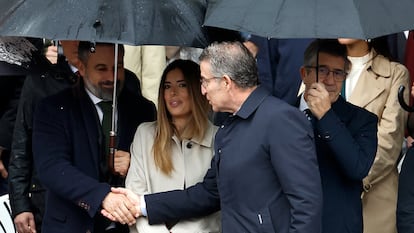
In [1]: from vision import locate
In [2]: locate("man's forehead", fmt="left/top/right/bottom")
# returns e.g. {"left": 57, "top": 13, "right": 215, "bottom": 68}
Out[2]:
{"left": 318, "top": 53, "right": 345, "bottom": 68}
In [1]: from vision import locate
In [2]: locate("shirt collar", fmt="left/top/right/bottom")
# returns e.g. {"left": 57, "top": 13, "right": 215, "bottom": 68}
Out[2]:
{"left": 235, "top": 85, "right": 270, "bottom": 119}
{"left": 299, "top": 93, "right": 309, "bottom": 111}
{"left": 85, "top": 87, "right": 104, "bottom": 105}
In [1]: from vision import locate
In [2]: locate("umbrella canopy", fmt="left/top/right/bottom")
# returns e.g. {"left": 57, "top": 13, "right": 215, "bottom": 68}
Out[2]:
{"left": 204, "top": 0, "right": 414, "bottom": 39}
{"left": 0, "top": 0, "right": 208, "bottom": 47}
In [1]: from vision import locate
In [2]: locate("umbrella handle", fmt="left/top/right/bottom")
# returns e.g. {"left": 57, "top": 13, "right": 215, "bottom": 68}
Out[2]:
{"left": 398, "top": 85, "right": 414, "bottom": 112}
{"left": 108, "top": 132, "right": 119, "bottom": 175}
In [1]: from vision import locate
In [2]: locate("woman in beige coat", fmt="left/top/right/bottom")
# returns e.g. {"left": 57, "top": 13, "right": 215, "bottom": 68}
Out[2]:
{"left": 125, "top": 59, "right": 220, "bottom": 233}
{"left": 338, "top": 38, "right": 409, "bottom": 233}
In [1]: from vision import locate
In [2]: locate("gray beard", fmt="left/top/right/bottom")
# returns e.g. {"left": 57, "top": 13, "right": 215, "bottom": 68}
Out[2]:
{"left": 83, "top": 79, "right": 123, "bottom": 101}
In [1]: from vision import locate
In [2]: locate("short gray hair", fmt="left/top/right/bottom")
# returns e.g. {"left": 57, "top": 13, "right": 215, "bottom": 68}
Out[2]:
{"left": 199, "top": 41, "right": 258, "bottom": 88}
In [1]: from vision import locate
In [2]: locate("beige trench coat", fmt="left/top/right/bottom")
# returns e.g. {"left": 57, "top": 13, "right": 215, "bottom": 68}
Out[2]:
{"left": 347, "top": 51, "right": 409, "bottom": 233}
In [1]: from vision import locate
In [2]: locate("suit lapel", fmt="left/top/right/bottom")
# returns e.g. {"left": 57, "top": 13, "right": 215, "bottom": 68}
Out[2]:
{"left": 75, "top": 84, "right": 102, "bottom": 169}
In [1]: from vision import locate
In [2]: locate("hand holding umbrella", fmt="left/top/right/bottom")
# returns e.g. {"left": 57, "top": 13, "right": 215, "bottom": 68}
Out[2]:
{"left": 306, "top": 82, "right": 332, "bottom": 120}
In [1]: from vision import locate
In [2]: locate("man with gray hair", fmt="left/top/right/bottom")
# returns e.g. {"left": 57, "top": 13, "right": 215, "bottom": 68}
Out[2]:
{"left": 104, "top": 41, "right": 323, "bottom": 233}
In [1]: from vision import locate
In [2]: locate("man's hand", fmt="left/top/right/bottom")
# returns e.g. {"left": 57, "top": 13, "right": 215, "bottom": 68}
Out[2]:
{"left": 114, "top": 150, "right": 130, "bottom": 177}
{"left": 306, "top": 83, "right": 332, "bottom": 120}
{"left": 0, "top": 148, "right": 8, "bottom": 179}
{"left": 44, "top": 45, "right": 58, "bottom": 64}
{"left": 101, "top": 187, "right": 142, "bottom": 222}
{"left": 243, "top": 41, "right": 259, "bottom": 58}
{"left": 14, "top": 212, "right": 36, "bottom": 233}
{"left": 101, "top": 191, "right": 138, "bottom": 225}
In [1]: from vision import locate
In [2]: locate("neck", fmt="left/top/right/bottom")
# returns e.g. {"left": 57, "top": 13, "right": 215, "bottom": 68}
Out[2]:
{"left": 172, "top": 116, "right": 190, "bottom": 136}
{"left": 346, "top": 40, "right": 370, "bottom": 57}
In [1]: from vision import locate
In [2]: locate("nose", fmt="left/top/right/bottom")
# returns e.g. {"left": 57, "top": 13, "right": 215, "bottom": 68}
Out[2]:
{"left": 322, "top": 72, "right": 335, "bottom": 85}
{"left": 170, "top": 86, "right": 178, "bottom": 96}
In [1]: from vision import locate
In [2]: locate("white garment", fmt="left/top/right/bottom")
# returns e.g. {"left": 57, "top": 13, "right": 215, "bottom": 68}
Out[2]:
{"left": 345, "top": 52, "right": 371, "bottom": 100}
{"left": 126, "top": 121, "right": 221, "bottom": 233}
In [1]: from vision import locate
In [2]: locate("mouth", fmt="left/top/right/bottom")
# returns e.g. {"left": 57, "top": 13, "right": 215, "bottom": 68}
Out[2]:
{"left": 169, "top": 100, "right": 181, "bottom": 107}
{"left": 100, "top": 81, "right": 114, "bottom": 89}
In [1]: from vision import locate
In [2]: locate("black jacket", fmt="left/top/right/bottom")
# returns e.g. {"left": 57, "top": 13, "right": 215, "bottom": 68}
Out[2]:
{"left": 8, "top": 57, "right": 77, "bottom": 225}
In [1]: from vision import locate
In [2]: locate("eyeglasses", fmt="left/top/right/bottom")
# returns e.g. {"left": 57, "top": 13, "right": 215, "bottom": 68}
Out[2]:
{"left": 306, "top": 66, "right": 347, "bottom": 81}
{"left": 200, "top": 76, "right": 221, "bottom": 88}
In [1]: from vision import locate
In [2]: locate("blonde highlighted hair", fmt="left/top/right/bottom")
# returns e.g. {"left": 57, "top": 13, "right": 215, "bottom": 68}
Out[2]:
{"left": 153, "top": 59, "right": 210, "bottom": 175}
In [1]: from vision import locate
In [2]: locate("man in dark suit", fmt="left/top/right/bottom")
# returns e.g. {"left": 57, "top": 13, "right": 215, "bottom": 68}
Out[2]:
{"left": 298, "top": 39, "right": 378, "bottom": 233}
{"left": 246, "top": 35, "right": 312, "bottom": 105}
{"left": 104, "top": 41, "right": 323, "bottom": 233}
{"left": 32, "top": 42, "right": 156, "bottom": 233}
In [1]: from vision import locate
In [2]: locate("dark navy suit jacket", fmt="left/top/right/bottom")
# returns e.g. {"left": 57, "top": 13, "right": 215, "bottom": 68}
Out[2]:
{"left": 145, "top": 86, "right": 323, "bottom": 233}
{"left": 249, "top": 36, "right": 312, "bottom": 105}
{"left": 32, "top": 81, "right": 156, "bottom": 233}
{"left": 299, "top": 96, "right": 377, "bottom": 233}
{"left": 398, "top": 142, "right": 414, "bottom": 233}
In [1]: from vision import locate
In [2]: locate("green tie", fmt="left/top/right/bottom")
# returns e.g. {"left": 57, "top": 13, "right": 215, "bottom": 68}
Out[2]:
{"left": 98, "top": 101, "right": 112, "bottom": 155}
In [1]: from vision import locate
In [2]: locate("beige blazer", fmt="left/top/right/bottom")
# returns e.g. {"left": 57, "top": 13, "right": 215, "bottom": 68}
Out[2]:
{"left": 126, "top": 121, "right": 221, "bottom": 233}
{"left": 347, "top": 51, "right": 409, "bottom": 233}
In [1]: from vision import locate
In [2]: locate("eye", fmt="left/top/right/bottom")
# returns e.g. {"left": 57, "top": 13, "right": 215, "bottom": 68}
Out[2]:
{"left": 178, "top": 83, "right": 187, "bottom": 88}
{"left": 163, "top": 84, "right": 171, "bottom": 89}
{"left": 318, "top": 66, "right": 329, "bottom": 75}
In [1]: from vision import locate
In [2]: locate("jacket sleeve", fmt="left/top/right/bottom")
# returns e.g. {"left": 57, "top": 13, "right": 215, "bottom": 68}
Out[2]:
{"left": 317, "top": 107, "right": 378, "bottom": 180}
{"left": 8, "top": 76, "right": 37, "bottom": 218}
{"left": 145, "top": 158, "right": 220, "bottom": 225}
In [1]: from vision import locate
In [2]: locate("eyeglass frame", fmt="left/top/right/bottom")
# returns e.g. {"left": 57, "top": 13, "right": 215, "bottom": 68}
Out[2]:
{"left": 305, "top": 65, "right": 348, "bottom": 82}
{"left": 200, "top": 76, "right": 223, "bottom": 88}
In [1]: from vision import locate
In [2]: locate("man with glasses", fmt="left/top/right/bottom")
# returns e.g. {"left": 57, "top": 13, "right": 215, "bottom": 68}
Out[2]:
{"left": 298, "top": 39, "right": 378, "bottom": 233}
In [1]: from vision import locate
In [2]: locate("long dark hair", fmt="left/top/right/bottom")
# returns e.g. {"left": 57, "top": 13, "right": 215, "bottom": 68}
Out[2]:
{"left": 369, "top": 36, "right": 395, "bottom": 61}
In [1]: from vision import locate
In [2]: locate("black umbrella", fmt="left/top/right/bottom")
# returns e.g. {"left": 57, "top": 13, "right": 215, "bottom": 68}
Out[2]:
{"left": 0, "top": 0, "right": 209, "bottom": 174}
{"left": 204, "top": 0, "right": 414, "bottom": 40}
{"left": 205, "top": 0, "right": 414, "bottom": 111}
{"left": 0, "top": 0, "right": 208, "bottom": 48}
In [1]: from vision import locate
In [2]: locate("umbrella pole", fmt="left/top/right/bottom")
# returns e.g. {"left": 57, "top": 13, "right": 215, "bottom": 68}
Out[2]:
{"left": 108, "top": 43, "right": 119, "bottom": 175}
{"left": 316, "top": 40, "right": 319, "bottom": 83}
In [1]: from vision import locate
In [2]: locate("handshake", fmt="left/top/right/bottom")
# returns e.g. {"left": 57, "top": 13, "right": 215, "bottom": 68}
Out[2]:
{"left": 101, "top": 187, "right": 143, "bottom": 225}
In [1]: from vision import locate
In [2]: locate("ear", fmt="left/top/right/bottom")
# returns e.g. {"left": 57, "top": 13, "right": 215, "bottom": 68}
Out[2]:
{"left": 300, "top": 66, "right": 307, "bottom": 81}
{"left": 77, "top": 61, "right": 86, "bottom": 78}
{"left": 222, "top": 75, "right": 232, "bottom": 89}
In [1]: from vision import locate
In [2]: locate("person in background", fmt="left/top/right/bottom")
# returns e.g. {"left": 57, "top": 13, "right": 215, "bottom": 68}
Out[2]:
{"left": 124, "top": 45, "right": 166, "bottom": 105}
{"left": 299, "top": 39, "right": 378, "bottom": 233}
{"left": 31, "top": 42, "right": 156, "bottom": 233}
{"left": 126, "top": 59, "right": 220, "bottom": 233}
{"left": 8, "top": 40, "right": 80, "bottom": 233}
{"left": 0, "top": 37, "right": 41, "bottom": 195}
{"left": 338, "top": 37, "right": 410, "bottom": 233}
{"left": 397, "top": 76, "right": 414, "bottom": 233}
{"left": 245, "top": 35, "right": 312, "bottom": 105}
{"left": 103, "top": 41, "right": 323, "bottom": 233}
